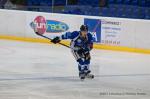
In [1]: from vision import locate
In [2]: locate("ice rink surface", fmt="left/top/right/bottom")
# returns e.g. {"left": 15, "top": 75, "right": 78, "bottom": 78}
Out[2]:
{"left": 0, "top": 39, "right": 150, "bottom": 99}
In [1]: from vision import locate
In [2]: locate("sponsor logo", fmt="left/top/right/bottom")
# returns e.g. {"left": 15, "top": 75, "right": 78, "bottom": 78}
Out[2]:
{"left": 46, "top": 20, "right": 69, "bottom": 33}
{"left": 30, "top": 16, "right": 69, "bottom": 34}
{"left": 101, "top": 20, "right": 121, "bottom": 25}
{"left": 84, "top": 18, "right": 101, "bottom": 43}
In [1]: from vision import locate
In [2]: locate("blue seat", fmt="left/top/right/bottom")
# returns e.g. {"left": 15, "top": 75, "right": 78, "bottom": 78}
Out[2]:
{"left": 145, "top": 8, "right": 150, "bottom": 19}
{"left": 123, "top": 0, "right": 131, "bottom": 5}
{"left": 64, "top": 5, "right": 79, "bottom": 12}
{"left": 90, "top": 7, "right": 100, "bottom": 16}
{"left": 116, "top": 0, "right": 123, "bottom": 4}
{"left": 77, "top": 0, "right": 99, "bottom": 7}
{"left": 139, "top": 0, "right": 146, "bottom": 7}
{"left": 116, "top": 7, "right": 125, "bottom": 17}
{"left": 108, "top": 0, "right": 115, "bottom": 4}
{"left": 78, "top": 0, "right": 87, "bottom": 5}
{"left": 139, "top": 7, "right": 146, "bottom": 19}
{"left": 40, "top": 0, "right": 48, "bottom": 6}
{"left": 131, "top": 8, "right": 141, "bottom": 19}
{"left": 39, "top": 8, "right": 52, "bottom": 13}
{"left": 131, "top": 0, "right": 138, "bottom": 5}
{"left": 71, "top": 8, "right": 83, "bottom": 15}
{"left": 101, "top": 8, "right": 111, "bottom": 17}
{"left": 27, "top": 0, "right": 52, "bottom": 6}
{"left": 146, "top": 1, "right": 150, "bottom": 7}
{"left": 63, "top": 5, "right": 86, "bottom": 15}
{"left": 54, "top": 0, "right": 66, "bottom": 6}
{"left": 47, "top": 1, "right": 52, "bottom": 6}
{"left": 106, "top": 7, "right": 117, "bottom": 17}
{"left": 123, "top": 7, "right": 133, "bottom": 18}
{"left": 32, "top": 0, "right": 40, "bottom": 6}
{"left": 27, "top": 0, "right": 33, "bottom": 6}
{"left": 91, "top": 0, "right": 99, "bottom": 7}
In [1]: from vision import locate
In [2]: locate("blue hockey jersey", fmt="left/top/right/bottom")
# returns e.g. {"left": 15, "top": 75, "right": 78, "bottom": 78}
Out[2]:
{"left": 61, "top": 31, "right": 93, "bottom": 51}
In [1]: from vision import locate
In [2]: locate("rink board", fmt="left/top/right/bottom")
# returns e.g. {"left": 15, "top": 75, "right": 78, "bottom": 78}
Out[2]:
{"left": 0, "top": 34, "right": 150, "bottom": 54}
{"left": 0, "top": 9, "right": 150, "bottom": 54}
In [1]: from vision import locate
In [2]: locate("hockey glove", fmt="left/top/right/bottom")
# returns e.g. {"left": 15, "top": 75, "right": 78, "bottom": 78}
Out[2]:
{"left": 51, "top": 36, "right": 61, "bottom": 44}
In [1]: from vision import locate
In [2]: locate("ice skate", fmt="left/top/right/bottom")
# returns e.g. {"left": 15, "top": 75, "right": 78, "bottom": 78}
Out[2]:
{"left": 79, "top": 72, "right": 86, "bottom": 81}
{"left": 85, "top": 70, "right": 94, "bottom": 79}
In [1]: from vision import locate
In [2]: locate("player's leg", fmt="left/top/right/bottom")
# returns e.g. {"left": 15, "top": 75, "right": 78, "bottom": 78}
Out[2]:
{"left": 71, "top": 49, "right": 86, "bottom": 79}
{"left": 84, "top": 52, "right": 94, "bottom": 79}
{"left": 84, "top": 52, "right": 91, "bottom": 73}
{"left": 77, "top": 59, "right": 86, "bottom": 79}
{"left": 84, "top": 59, "right": 91, "bottom": 74}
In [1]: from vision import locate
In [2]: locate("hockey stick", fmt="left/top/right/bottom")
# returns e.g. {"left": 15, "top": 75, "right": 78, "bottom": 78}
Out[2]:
{"left": 35, "top": 32, "right": 70, "bottom": 48}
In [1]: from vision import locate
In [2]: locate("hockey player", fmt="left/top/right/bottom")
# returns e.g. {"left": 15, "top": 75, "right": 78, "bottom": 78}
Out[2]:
{"left": 51, "top": 25, "right": 94, "bottom": 80}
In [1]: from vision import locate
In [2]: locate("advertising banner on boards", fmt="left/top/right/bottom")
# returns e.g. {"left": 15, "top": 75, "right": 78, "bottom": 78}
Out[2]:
{"left": 26, "top": 13, "right": 83, "bottom": 39}
{"left": 84, "top": 18, "right": 101, "bottom": 43}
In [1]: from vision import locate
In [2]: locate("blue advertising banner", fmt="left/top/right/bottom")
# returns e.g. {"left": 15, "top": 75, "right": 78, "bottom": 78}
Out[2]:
{"left": 84, "top": 18, "right": 101, "bottom": 43}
